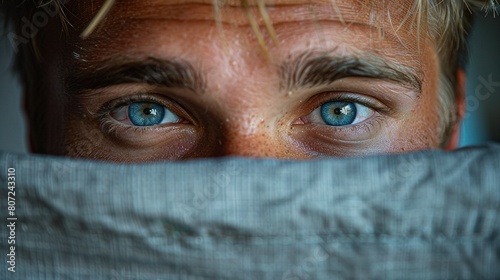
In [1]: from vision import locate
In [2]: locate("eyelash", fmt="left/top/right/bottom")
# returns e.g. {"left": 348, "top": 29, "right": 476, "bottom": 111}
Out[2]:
{"left": 311, "top": 93, "right": 389, "bottom": 115}
{"left": 295, "top": 92, "right": 390, "bottom": 137}
{"left": 96, "top": 91, "right": 389, "bottom": 138}
{"left": 97, "top": 94, "right": 182, "bottom": 135}
{"left": 306, "top": 92, "right": 388, "bottom": 117}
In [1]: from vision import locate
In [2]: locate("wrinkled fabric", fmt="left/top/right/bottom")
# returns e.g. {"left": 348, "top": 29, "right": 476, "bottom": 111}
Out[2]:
{"left": 1, "top": 145, "right": 499, "bottom": 279}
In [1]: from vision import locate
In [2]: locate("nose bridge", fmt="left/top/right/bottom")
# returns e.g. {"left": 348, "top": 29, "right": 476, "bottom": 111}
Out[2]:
{"left": 205, "top": 34, "right": 287, "bottom": 158}
{"left": 219, "top": 115, "right": 278, "bottom": 157}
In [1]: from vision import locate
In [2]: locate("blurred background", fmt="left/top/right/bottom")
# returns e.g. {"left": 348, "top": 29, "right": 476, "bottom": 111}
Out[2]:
{"left": 1, "top": 12, "right": 499, "bottom": 154}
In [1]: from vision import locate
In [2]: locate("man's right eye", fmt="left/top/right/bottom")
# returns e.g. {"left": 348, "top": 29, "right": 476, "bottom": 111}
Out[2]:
{"left": 110, "top": 101, "right": 181, "bottom": 126}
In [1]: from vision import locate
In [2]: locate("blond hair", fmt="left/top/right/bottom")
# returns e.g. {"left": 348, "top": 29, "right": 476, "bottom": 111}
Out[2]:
{"left": 1, "top": 0, "right": 497, "bottom": 151}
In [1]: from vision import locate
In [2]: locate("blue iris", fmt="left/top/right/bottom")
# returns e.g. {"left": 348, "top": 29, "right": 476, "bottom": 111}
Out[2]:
{"left": 320, "top": 102, "right": 357, "bottom": 126}
{"left": 128, "top": 102, "right": 166, "bottom": 126}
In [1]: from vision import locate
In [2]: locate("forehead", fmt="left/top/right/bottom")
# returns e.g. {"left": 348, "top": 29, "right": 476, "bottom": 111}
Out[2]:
{"left": 68, "top": 0, "right": 417, "bottom": 37}
{"left": 64, "top": 0, "right": 422, "bottom": 60}
{"left": 53, "top": 0, "right": 431, "bottom": 99}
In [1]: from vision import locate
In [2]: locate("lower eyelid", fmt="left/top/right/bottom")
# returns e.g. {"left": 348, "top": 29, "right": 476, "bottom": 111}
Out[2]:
{"left": 294, "top": 107, "right": 385, "bottom": 137}
{"left": 98, "top": 117, "right": 198, "bottom": 150}
{"left": 99, "top": 118, "right": 123, "bottom": 136}
{"left": 306, "top": 114, "right": 385, "bottom": 141}
{"left": 99, "top": 116, "right": 187, "bottom": 138}
{"left": 101, "top": 103, "right": 191, "bottom": 132}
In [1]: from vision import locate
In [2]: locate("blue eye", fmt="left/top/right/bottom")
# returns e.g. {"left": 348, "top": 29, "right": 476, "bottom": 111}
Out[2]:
{"left": 299, "top": 100, "right": 374, "bottom": 127}
{"left": 320, "top": 102, "right": 357, "bottom": 126}
{"left": 128, "top": 102, "right": 179, "bottom": 126}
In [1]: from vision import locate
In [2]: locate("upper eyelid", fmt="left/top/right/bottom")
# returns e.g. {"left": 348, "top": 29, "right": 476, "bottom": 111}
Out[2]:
{"left": 305, "top": 91, "right": 390, "bottom": 114}
{"left": 316, "top": 95, "right": 372, "bottom": 107}
{"left": 99, "top": 94, "right": 175, "bottom": 115}
{"left": 308, "top": 101, "right": 375, "bottom": 123}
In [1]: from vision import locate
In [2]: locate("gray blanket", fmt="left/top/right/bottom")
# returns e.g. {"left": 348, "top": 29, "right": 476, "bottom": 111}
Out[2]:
{"left": 1, "top": 145, "right": 499, "bottom": 279}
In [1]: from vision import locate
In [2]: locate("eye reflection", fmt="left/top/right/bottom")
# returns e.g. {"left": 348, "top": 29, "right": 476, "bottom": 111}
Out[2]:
{"left": 321, "top": 102, "right": 357, "bottom": 126}
{"left": 110, "top": 101, "right": 180, "bottom": 126}
{"left": 301, "top": 101, "right": 375, "bottom": 127}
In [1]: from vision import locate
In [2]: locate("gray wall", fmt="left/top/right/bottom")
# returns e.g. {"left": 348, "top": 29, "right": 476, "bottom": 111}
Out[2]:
{"left": 460, "top": 14, "right": 500, "bottom": 146}
{"left": 1, "top": 15, "right": 499, "bottom": 154}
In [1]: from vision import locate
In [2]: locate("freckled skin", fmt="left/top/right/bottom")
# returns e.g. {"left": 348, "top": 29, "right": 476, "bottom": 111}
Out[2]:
{"left": 34, "top": 0, "right": 461, "bottom": 162}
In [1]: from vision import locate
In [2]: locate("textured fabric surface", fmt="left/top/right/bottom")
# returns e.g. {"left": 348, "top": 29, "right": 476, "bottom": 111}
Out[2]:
{"left": 1, "top": 146, "right": 499, "bottom": 279}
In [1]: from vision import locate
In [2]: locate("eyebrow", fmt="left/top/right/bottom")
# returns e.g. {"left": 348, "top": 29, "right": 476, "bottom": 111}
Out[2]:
{"left": 67, "top": 57, "right": 206, "bottom": 94}
{"left": 67, "top": 52, "right": 421, "bottom": 97}
{"left": 279, "top": 51, "right": 422, "bottom": 94}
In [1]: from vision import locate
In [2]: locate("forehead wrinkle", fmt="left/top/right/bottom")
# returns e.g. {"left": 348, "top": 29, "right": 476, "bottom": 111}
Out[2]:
{"left": 137, "top": 0, "right": 358, "bottom": 6}
{"left": 91, "top": 1, "right": 421, "bottom": 52}
{"left": 111, "top": 3, "right": 349, "bottom": 26}
{"left": 137, "top": 0, "right": 414, "bottom": 11}
{"left": 74, "top": 0, "right": 423, "bottom": 57}
{"left": 96, "top": 0, "right": 372, "bottom": 28}
{"left": 106, "top": 0, "right": 417, "bottom": 27}
{"left": 71, "top": 0, "right": 420, "bottom": 41}
{"left": 267, "top": 18, "right": 420, "bottom": 53}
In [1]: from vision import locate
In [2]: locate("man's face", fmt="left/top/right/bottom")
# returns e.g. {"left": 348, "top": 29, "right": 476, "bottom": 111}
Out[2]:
{"left": 41, "top": 0, "right": 444, "bottom": 161}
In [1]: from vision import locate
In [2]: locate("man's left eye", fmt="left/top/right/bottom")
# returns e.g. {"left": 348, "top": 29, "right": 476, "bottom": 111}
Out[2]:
{"left": 301, "top": 101, "right": 375, "bottom": 126}
{"left": 110, "top": 101, "right": 181, "bottom": 126}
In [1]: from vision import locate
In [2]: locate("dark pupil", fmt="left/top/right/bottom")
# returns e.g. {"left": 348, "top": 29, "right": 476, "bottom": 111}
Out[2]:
{"left": 143, "top": 108, "right": 152, "bottom": 115}
{"left": 333, "top": 108, "right": 341, "bottom": 115}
